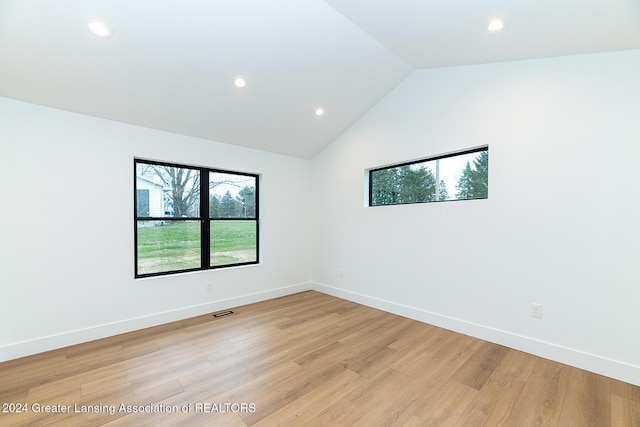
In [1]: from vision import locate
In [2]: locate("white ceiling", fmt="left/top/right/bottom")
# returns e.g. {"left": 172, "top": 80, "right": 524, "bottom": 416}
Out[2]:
{"left": 1, "top": 0, "right": 639, "bottom": 159}
{"left": 327, "top": 0, "right": 640, "bottom": 69}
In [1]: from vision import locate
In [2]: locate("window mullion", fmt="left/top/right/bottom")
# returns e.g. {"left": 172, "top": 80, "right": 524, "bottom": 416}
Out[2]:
{"left": 201, "top": 168, "right": 210, "bottom": 269}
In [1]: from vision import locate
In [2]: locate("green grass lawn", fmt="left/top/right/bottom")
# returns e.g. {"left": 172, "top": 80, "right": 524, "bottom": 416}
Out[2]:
{"left": 137, "top": 220, "right": 257, "bottom": 274}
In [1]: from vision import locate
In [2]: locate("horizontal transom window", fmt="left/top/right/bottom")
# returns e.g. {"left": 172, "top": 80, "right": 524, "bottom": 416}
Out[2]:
{"left": 369, "top": 147, "right": 488, "bottom": 207}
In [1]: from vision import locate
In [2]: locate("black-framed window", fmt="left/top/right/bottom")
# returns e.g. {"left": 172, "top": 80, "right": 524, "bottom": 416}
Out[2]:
{"left": 134, "top": 159, "right": 259, "bottom": 278}
{"left": 369, "top": 147, "right": 488, "bottom": 206}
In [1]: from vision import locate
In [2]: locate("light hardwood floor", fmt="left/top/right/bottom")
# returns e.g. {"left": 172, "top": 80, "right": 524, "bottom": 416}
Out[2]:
{"left": 1, "top": 291, "right": 639, "bottom": 426}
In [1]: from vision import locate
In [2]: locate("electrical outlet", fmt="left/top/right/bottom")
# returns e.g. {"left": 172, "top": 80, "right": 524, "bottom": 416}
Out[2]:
{"left": 531, "top": 303, "right": 542, "bottom": 318}
{"left": 205, "top": 283, "right": 213, "bottom": 293}
{"left": 339, "top": 269, "right": 344, "bottom": 279}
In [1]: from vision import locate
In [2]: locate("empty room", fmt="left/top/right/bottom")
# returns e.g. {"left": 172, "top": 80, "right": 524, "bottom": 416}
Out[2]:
{"left": 1, "top": 0, "right": 639, "bottom": 425}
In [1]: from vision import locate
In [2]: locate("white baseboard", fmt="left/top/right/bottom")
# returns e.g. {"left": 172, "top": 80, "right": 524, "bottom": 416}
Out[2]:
{"left": 0, "top": 282, "right": 312, "bottom": 363}
{"left": 311, "top": 282, "right": 640, "bottom": 387}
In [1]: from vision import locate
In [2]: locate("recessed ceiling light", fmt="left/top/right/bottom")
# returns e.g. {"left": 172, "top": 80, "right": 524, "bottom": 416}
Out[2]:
{"left": 87, "top": 17, "right": 112, "bottom": 38}
{"left": 234, "top": 77, "right": 247, "bottom": 88}
{"left": 487, "top": 19, "right": 505, "bottom": 32}
{"left": 315, "top": 108, "right": 325, "bottom": 117}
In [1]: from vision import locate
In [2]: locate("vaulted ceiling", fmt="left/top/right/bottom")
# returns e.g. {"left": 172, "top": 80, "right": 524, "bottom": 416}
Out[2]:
{"left": 1, "top": 0, "right": 639, "bottom": 158}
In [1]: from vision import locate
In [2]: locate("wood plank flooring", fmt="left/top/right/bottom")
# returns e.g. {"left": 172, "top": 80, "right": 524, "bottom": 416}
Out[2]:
{"left": 1, "top": 291, "right": 639, "bottom": 426}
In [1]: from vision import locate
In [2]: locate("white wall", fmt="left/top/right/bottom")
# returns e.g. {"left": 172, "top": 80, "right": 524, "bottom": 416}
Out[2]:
{"left": 311, "top": 49, "right": 640, "bottom": 386}
{"left": 0, "top": 98, "right": 312, "bottom": 360}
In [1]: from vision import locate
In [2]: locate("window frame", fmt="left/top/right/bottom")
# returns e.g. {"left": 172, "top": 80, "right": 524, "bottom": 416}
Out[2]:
{"left": 368, "top": 146, "right": 488, "bottom": 207}
{"left": 134, "top": 158, "right": 259, "bottom": 278}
